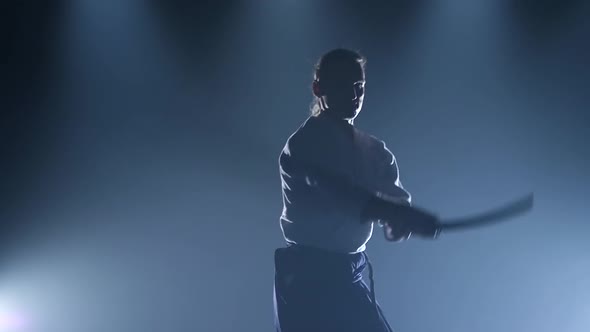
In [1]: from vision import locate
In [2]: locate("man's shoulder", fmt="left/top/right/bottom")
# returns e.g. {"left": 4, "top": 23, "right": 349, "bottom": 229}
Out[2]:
{"left": 281, "top": 116, "right": 319, "bottom": 152}
{"left": 367, "top": 132, "right": 386, "bottom": 147}
{"left": 278, "top": 117, "right": 310, "bottom": 161}
{"left": 354, "top": 129, "right": 396, "bottom": 165}
{"left": 354, "top": 128, "right": 388, "bottom": 150}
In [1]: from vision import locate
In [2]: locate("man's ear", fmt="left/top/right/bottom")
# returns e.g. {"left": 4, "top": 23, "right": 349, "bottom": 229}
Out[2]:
{"left": 312, "top": 80, "right": 323, "bottom": 98}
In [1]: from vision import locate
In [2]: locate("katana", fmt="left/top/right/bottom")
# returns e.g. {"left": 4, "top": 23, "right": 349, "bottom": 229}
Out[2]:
{"left": 435, "top": 192, "right": 534, "bottom": 237}
{"left": 288, "top": 158, "right": 534, "bottom": 238}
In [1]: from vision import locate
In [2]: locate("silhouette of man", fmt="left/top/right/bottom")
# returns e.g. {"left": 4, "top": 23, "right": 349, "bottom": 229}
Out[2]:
{"left": 273, "top": 48, "right": 440, "bottom": 332}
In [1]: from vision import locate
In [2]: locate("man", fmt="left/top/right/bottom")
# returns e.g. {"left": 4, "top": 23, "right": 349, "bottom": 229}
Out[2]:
{"left": 273, "top": 48, "right": 440, "bottom": 332}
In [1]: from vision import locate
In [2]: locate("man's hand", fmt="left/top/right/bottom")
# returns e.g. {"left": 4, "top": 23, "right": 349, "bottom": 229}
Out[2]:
{"left": 380, "top": 219, "right": 412, "bottom": 242}
{"left": 380, "top": 207, "right": 441, "bottom": 241}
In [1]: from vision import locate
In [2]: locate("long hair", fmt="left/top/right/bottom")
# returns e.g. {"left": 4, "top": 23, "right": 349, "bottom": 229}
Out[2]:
{"left": 310, "top": 48, "right": 367, "bottom": 116}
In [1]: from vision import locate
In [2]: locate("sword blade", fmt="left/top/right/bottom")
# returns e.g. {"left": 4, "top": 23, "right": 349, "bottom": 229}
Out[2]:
{"left": 439, "top": 193, "right": 534, "bottom": 232}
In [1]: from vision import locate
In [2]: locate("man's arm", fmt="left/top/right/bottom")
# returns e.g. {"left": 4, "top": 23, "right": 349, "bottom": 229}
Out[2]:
{"left": 371, "top": 141, "right": 412, "bottom": 205}
{"left": 361, "top": 195, "right": 440, "bottom": 239}
{"left": 282, "top": 149, "right": 439, "bottom": 239}
{"left": 363, "top": 141, "right": 439, "bottom": 239}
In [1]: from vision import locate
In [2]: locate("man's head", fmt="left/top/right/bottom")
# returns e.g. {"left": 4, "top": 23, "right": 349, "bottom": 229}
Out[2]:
{"left": 311, "top": 48, "right": 366, "bottom": 121}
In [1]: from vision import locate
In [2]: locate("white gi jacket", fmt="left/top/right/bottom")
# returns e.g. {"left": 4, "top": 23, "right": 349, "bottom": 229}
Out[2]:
{"left": 279, "top": 113, "right": 412, "bottom": 253}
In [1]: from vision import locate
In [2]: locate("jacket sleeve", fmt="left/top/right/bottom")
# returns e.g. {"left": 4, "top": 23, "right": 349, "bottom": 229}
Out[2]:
{"left": 372, "top": 141, "right": 412, "bottom": 206}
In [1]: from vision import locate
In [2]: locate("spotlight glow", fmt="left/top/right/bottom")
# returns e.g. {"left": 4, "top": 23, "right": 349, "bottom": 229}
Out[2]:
{"left": 0, "top": 309, "right": 27, "bottom": 331}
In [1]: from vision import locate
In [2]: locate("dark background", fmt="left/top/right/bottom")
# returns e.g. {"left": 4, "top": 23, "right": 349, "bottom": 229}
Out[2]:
{"left": 2, "top": 1, "right": 589, "bottom": 331}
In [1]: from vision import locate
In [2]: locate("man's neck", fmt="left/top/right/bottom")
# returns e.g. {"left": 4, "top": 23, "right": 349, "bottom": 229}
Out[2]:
{"left": 320, "top": 109, "right": 355, "bottom": 126}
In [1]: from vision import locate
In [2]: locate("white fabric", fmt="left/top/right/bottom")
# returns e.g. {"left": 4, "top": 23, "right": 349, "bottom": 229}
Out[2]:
{"left": 279, "top": 114, "right": 411, "bottom": 253}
